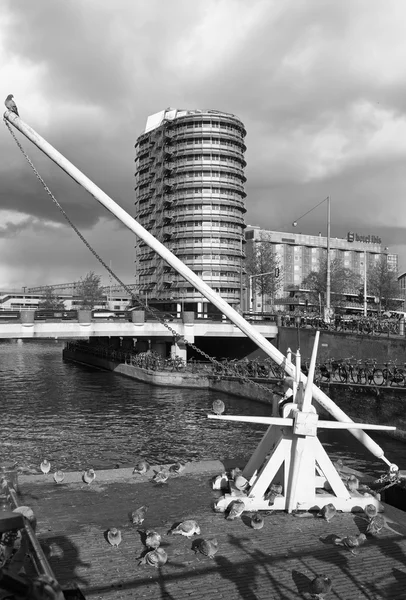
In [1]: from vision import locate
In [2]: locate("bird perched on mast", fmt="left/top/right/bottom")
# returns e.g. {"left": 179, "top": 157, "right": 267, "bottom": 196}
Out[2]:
{"left": 4, "top": 94, "right": 19, "bottom": 116}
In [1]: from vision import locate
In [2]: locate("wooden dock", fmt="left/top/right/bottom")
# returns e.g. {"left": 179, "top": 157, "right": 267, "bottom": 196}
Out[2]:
{"left": 10, "top": 461, "right": 406, "bottom": 599}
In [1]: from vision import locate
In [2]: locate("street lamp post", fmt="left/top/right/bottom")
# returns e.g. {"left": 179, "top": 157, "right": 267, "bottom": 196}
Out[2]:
{"left": 292, "top": 195, "right": 331, "bottom": 321}
{"left": 326, "top": 195, "right": 331, "bottom": 314}
{"left": 363, "top": 250, "right": 367, "bottom": 317}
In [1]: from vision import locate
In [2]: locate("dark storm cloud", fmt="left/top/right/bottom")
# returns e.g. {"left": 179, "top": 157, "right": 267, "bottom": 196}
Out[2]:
{"left": 1, "top": 0, "right": 204, "bottom": 230}
{"left": 1, "top": 0, "right": 406, "bottom": 285}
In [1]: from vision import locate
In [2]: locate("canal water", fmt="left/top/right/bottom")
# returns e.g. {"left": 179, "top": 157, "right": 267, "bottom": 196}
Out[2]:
{"left": 0, "top": 341, "right": 405, "bottom": 479}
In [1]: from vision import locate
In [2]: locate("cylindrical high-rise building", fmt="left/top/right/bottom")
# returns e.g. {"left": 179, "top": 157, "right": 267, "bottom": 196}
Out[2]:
{"left": 134, "top": 108, "right": 247, "bottom": 313}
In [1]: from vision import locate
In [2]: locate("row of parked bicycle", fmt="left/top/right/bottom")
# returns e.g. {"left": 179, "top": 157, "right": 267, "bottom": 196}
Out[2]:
{"left": 281, "top": 315, "right": 401, "bottom": 336}
{"left": 66, "top": 342, "right": 405, "bottom": 387}
{"left": 209, "top": 356, "right": 406, "bottom": 387}
{"left": 305, "top": 357, "right": 406, "bottom": 387}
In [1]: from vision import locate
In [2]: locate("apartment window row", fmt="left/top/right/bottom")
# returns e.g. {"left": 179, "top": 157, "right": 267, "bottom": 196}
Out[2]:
{"left": 172, "top": 170, "right": 244, "bottom": 181}
{"left": 184, "top": 186, "right": 244, "bottom": 197}
{"left": 180, "top": 121, "right": 242, "bottom": 133}
{"left": 175, "top": 253, "right": 240, "bottom": 261}
{"left": 175, "top": 287, "right": 239, "bottom": 294}
{"left": 176, "top": 203, "right": 242, "bottom": 213}
{"left": 175, "top": 153, "right": 244, "bottom": 166}
{"left": 195, "top": 271, "right": 240, "bottom": 278}
{"left": 171, "top": 137, "right": 244, "bottom": 150}
{"left": 174, "top": 221, "right": 242, "bottom": 229}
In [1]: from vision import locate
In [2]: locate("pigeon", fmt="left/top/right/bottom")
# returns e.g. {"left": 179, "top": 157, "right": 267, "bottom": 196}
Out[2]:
{"left": 40, "top": 459, "right": 51, "bottom": 475}
{"left": 230, "top": 467, "right": 242, "bottom": 480}
{"left": 346, "top": 475, "right": 359, "bottom": 492}
{"left": 133, "top": 460, "right": 150, "bottom": 476}
{"left": 139, "top": 547, "right": 167, "bottom": 568}
{"left": 4, "top": 94, "right": 19, "bottom": 116}
{"left": 366, "top": 514, "right": 386, "bottom": 536}
{"left": 250, "top": 512, "right": 264, "bottom": 530}
{"left": 364, "top": 504, "right": 378, "bottom": 521}
{"left": 333, "top": 459, "right": 344, "bottom": 474}
{"left": 212, "top": 399, "right": 225, "bottom": 415}
{"left": 130, "top": 506, "right": 148, "bottom": 526}
{"left": 317, "top": 503, "right": 337, "bottom": 523}
{"left": 82, "top": 468, "right": 96, "bottom": 484}
{"left": 334, "top": 533, "right": 366, "bottom": 555}
{"left": 308, "top": 574, "right": 333, "bottom": 599}
{"left": 169, "top": 462, "right": 185, "bottom": 475}
{"left": 264, "top": 483, "right": 283, "bottom": 505}
{"left": 168, "top": 520, "right": 200, "bottom": 537}
{"left": 212, "top": 472, "right": 228, "bottom": 490}
{"left": 53, "top": 470, "right": 65, "bottom": 484}
{"left": 234, "top": 474, "right": 249, "bottom": 491}
{"left": 107, "top": 528, "right": 122, "bottom": 548}
{"left": 13, "top": 506, "right": 37, "bottom": 532}
{"left": 145, "top": 530, "right": 161, "bottom": 549}
{"left": 226, "top": 499, "right": 245, "bottom": 520}
{"left": 152, "top": 468, "right": 169, "bottom": 484}
{"left": 194, "top": 538, "right": 218, "bottom": 559}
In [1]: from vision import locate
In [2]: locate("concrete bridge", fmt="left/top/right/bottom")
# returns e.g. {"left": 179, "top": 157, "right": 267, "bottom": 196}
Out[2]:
{"left": 0, "top": 309, "right": 277, "bottom": 343}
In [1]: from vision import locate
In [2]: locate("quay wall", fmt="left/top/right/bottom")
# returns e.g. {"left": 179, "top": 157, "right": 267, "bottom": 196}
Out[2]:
{"left": 62, "top": 348, "right": 273, "bottom": 404}
{"left": 275, "top": 327, "right": 406, "bottom": 362}
{"left": 63, "top": 347, "right": 406, "bottom": 441}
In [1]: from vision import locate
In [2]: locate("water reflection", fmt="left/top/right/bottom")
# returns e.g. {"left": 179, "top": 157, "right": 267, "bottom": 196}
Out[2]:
{"left": 0, "top": 341, "right": 404, "bottom": 478}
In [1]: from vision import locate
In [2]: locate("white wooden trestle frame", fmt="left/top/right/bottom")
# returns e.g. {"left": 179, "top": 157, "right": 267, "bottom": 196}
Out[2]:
{"left": 209, "top": 331, "right": 396, "bottom": 514}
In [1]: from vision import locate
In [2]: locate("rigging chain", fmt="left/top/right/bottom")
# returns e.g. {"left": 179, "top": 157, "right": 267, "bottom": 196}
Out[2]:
{"left": 3, "top": 118, "right": 275, "bottom": 396}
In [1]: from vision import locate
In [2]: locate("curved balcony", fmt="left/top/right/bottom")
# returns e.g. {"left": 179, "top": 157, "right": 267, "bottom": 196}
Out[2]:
{"left": 163, "top": 189, "right": 246, "bottom": 204}
{"left": 171, "top": 124, "right": 244, "bottom": 143}
{"left": 175, "top": 114, "right": 246, "bottom": 137}
{"left": 174, "top": 213, "right": 245, "bottom": 226}
{"left": 170, "top": 141, "right": 245, "bottom": 160}
{"left": 171, "top": 130, "right": 247, "bottom": 151}
{"left": 171, "top": 180, "right": 246, "bottom": 197}
{"left": 172, "top": 164, "right": 246, "bottom": 182}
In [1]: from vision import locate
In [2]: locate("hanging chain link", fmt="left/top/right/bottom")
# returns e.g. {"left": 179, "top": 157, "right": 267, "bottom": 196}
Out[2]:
{"left": 3, "top": 118, "right": 275, "bottom": 394}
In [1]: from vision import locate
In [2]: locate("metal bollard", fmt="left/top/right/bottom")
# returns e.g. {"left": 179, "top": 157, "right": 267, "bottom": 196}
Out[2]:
{"left": 400, "top": 318, "right": 405, "bottom": 337}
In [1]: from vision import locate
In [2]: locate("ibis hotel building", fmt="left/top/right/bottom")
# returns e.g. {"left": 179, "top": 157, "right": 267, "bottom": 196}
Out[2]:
{"left": 245, "top": 226, "right": 398, "bottom": 311}
{"left": 134, "top": 108, "right": 247, "bottom": 314}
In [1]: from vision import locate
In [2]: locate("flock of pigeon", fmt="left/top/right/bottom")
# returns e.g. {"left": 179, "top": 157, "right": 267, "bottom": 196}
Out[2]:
{"left": 35, "top": 399, "right": 390, "bottom": 597}
{"left": 106, "top": 515, "right": 215, "bottom": 568}
{"left": 40, "top": 459, "right": 96, "bottom": 486}
{"left": 38, "top": 456, "right": 218, "bottom": 567}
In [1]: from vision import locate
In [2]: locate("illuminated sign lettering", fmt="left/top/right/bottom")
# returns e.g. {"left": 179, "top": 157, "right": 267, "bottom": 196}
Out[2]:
{"left": 347, "top": 232, "right": 381, "bottom": 244}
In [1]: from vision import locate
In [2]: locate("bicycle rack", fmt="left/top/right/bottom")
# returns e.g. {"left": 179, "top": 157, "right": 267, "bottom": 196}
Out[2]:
{"left": 209, "top": 331, "right": 397, "bottom": 514}
{"left": 0, "top": 464, "right": 86, "bottom": 599}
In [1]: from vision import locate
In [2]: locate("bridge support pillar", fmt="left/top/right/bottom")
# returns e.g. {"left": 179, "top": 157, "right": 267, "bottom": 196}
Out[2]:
{"left": 20, "top": 310, "right": 34, "bottom": 327}
{"left": 131, "top": 310, "right": 145, "bottom": 324}
{"left": 171, "top": 340, "right": 187, "bottom": 362}
{"left": 78, "top": 310, "right": 92, "bottom": 325}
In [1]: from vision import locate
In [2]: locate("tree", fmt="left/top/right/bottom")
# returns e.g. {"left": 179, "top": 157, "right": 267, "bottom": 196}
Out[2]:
{"left": 75, "top": 272, "right": 105, "bottom": 309}
{"left": 302, "top": 258, "right": 362, "bottom": 311}
{"left": 368, "top": 257, "right": 400, "bottom": 314}
{"left": 245, "top": 233, "right": 283, "bottom": 311}
{"left": 37, "top": 286, "right": 66, "bottom": 310}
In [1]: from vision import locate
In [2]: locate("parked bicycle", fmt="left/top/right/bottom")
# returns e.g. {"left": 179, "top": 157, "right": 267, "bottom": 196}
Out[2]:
{"left": 382, "top": 360, "right": 405, "bottom": 386}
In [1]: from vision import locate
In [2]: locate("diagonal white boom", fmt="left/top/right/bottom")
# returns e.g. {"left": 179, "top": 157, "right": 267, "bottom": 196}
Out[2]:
{"left": 208, "top": 414, "right": 396, "bottom": 430}
{"left": 3, "top": 109, "right": 391, "bottom": 464}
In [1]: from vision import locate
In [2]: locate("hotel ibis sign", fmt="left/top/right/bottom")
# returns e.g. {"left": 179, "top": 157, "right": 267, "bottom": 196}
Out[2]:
{"left": 347, "top": 232, "right": 381, "bottom": 244}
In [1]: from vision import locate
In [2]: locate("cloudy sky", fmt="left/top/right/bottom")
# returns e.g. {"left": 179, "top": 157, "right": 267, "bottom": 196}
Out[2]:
{"left": 1, "top": 0, "right": 406, "bottom": 290}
